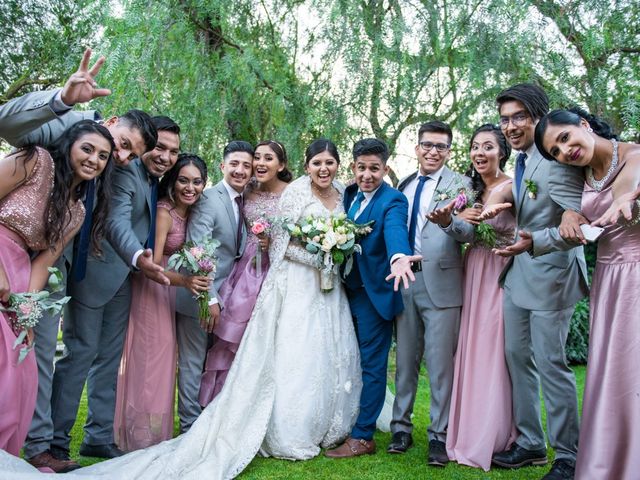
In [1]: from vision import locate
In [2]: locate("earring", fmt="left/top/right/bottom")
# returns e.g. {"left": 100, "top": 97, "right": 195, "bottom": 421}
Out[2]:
{"left": 587, "top": 128, "right": 593, "bottom": 133}
{"left": 495, "top": 168, "right": 500, "bottom": 178}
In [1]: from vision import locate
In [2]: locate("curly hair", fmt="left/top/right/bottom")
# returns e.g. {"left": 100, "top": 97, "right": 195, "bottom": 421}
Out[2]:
{"left": 465, "top": 124, "right": 511, "bottom": 203}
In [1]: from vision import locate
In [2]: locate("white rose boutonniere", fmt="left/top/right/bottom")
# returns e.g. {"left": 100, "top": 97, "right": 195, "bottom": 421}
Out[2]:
{"left": 524, "top": 179, "right": 538, "bottom": 199}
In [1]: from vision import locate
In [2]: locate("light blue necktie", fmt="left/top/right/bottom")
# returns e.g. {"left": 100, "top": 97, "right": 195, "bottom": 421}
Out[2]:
{"left": 348, "top": 191, "right": 365, "bottom": 220}
{"left": 515, "top": 152, "right": 527, "bottom": 196}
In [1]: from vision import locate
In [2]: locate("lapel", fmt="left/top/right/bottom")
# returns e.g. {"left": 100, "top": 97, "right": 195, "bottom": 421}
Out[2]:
{"left": 215, "top": 181, "right": 237, "bottom": 237}
{"left": 427, "top": 167, "right": 454, "bottom": 213}
{"left": 516, "top": 149, "right": 543, "bottom": 212}
{"left": 355, "top": 183, "right": 386, "bottom": 223}
{"left": 134, "top": 159, "right": 153, "bottom": 211}
{"left": 397, "top": 172, "right": 418, "bottom": 192}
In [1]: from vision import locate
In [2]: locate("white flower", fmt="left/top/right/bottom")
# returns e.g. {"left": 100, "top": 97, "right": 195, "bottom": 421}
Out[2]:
{"left": 301, "top": 224, "right": 313, "bottom": 234}
{"left": 528, "top": 191, "right": 536, "bottom": 199}
{"left": 321, "top": 231, "right": 337, "bottom": 252}
{"left": 335, "top": 233, "right": 348, "bottom": 245}
{"left": 439, "top": 193, "right": 448, "bottom": 201}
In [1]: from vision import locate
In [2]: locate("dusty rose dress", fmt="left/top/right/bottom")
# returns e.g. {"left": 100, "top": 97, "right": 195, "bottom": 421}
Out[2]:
{"left": 0, "top": 147, "right": 84, "bottom": 456}
{"left": 199, "top": 188, "right": 281, "bottom": 406}
{"left": 446, "top": 179, "right": 517, "bottom": 471}
{"left": 114, "top": 200, "right": 186, "bottom": 451}
{"left": 575, "top": 167, "right": 640, "bottom": 480}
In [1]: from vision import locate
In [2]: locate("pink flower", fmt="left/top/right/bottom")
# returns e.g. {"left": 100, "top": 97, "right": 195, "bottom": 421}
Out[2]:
{"left": 189, "top": 246, "right": 205, "bottom": 259}
{"left": 453, "top": 192, "right": 468, "bottom": 211}
{"left": 197, "top": 258, "right": 215, "bottom": 273}
{"left": 18, "top": 302, "right": 33, "bottom": 317}
{"left": 251, "top": 219, "right": 270, "bottom": 236}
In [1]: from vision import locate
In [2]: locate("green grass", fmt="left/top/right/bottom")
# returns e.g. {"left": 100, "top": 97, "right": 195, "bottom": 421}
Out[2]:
{"left": 64, "top": 363, "right": 586, "bottom": 479}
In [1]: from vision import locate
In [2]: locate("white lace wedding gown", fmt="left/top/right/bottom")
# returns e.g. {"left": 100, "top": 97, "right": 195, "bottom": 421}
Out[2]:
{"left": 0, "top": 176, "right": 362, "bottom": 480}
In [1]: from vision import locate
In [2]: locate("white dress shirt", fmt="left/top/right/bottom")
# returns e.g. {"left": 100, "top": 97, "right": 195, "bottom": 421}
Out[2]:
{"left": 403, "top": 166, "right": 444, "bottom": 255}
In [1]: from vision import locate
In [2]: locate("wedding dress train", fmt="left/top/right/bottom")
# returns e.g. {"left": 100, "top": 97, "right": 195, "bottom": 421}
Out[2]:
{"left": 0, "top": 176, "right": 362, "bottom": 480}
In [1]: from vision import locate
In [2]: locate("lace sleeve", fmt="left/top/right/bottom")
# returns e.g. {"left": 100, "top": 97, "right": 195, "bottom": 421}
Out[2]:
{"left": 284, "top": 242, "right": 317, "bottom": 267}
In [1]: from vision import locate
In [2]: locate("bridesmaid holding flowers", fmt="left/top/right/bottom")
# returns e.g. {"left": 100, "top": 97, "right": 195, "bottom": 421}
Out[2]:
{"left": 199, "top": 140, "right": 292, "bottom": 405}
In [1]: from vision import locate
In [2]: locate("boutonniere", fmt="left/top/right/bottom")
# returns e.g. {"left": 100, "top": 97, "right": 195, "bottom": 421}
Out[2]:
{"left": 524, "top": 179, "right": 538, "bottom": 199}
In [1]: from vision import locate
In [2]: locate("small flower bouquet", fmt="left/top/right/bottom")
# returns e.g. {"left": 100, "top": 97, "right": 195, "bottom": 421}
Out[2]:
{"left": 0, "top": 268, "right": 70, "bottom": 363}
{"left": 284, "top": 213, "right": 374, "bottom": 292}
{"left": 524, "top": 179, "right": 538, "bottom": 199}
{"left": 167, "top": 238, "right": 221, "bottom": 323}
{"left": 250, "top": 216, "right": 272, "bottom": 276}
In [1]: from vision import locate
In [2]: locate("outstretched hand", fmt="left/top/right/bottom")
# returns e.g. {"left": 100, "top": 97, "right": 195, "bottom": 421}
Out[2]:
{"left": 385, "top": 254, "right": 422, "bottom": 291}
{"left": 137, "top": 249, "right": 170, "bottom": 285}
{"left": 492, "top": 231, "right": 533, "bottom": 258}
{"left": 60, "top": 48, "right": 111, "bottom": 106}
{"left": 480, "top": 202, "right": 512, "bottom": 221}
{"left": 592, "top": 187, "right": 640, "bottom": 226}
{"left": 457, "top": 206, "right": 483, "bottom": 225}
{"left": 426, "top": 200, "right": 455, "bottom": 227}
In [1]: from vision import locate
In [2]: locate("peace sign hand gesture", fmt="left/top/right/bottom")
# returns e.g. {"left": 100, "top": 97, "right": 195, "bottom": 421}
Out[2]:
{"left": 60, "top": 48, "right": 111, "bottom": 106}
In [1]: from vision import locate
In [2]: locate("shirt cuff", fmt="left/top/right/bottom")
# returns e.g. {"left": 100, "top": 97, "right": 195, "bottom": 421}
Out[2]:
{"left": 390, "top": 253, "right": 406, "bottom": 266}
{"left": 52, "top": 90, "right": 73, "bottom": 114}
{"left": 208, "top": 297, "right": 219, "bottom": 306}
{"left": 132, "top": 249, "right": 144, "bottom": 269}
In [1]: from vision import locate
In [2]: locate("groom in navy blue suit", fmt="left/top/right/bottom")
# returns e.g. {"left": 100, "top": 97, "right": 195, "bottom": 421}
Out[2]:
{"left": 326, "top": 138, "right": 419, "bottom": 458}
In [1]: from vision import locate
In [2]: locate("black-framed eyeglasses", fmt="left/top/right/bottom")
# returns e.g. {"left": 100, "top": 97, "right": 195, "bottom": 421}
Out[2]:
{"left": 499, "top": 112, "right": 529, "bottom": 128}
{"left": 418, "top": 141, "right": 450, "bottom": 153}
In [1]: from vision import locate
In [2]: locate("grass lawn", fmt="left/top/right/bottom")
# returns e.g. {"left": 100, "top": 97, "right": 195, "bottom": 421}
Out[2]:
{"left": 63, "top": 361, "right": 586, "bottom": 479}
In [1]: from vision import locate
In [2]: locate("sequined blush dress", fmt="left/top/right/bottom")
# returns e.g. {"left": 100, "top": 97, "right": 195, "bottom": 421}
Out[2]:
{"left": 114, "top": 200, "right": 187, "bottom": 451}
{"left": 199, "top": 187, "right": 282, "bottom": 405}
{"left": 0, "top": 147, "right": 84, "bottom": 456}
{"left": 575, "top": 165, "right": 640, "bottom": 480}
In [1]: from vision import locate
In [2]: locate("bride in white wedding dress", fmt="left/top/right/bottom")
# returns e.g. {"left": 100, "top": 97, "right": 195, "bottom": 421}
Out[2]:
{"left": 0, "top": 140, "right": 362, "bottom": 480}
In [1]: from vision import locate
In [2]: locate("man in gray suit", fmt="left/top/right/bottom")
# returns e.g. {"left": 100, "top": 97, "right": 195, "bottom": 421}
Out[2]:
{"left": 49, "top": 116, "right": 180, "bottom": 461}
{"left": 389, "top": 121, "right": 474, "bottom": 466}
{"left": 174, "top": 140, "right": 253, "bottom": 433}
{"left": 491, "top": 84, "right": 588, "bottom": 480}
{"left": 0, "top": 51, "right": 161, "bottom": 472}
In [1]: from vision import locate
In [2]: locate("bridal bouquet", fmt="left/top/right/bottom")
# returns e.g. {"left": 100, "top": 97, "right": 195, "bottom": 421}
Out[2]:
{"left": 285, "top": 213, "right": 374, "bottom": 292}
{"left": 0, "top": 268, "right": 69, "bottom": 363}
{"left": 250, "top": 216, "right": 272, "bottom": 276}
{"left": 167, "top": 238, "right": 221, "bottom": 323}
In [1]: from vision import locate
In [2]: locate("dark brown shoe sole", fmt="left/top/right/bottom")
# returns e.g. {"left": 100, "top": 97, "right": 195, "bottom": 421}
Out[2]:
{"left": 492, "top": 457, "right": 548, "bottom": 469}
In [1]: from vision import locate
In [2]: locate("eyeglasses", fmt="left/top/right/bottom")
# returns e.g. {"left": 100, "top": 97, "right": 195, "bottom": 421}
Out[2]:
{"left": 499, "top": 112, "right": 529, "bottom": 128}
{"left": 418, "top": 141, "right": 450, "bottom": 153}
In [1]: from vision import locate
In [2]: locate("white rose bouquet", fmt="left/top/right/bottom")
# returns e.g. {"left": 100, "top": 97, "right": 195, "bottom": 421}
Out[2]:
{"left": 285, "top": 213, "right": 374, "bottom": 292}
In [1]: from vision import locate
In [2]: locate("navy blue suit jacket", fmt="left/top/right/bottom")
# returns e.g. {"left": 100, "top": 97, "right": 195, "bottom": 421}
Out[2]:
{"left": 343, "top": 182, "right": 412, "bottom": 321}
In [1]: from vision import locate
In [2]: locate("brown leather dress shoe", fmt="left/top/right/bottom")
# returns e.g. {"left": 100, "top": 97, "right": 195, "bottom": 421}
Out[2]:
{"left": 325, "top": 437, "right": 376, "bottom": 458}
{"left": 27, "top": 450, "right": 81, "bottom": 473}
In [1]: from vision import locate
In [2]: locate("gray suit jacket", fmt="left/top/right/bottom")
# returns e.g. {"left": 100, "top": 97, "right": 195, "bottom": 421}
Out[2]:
{"left": 398, "top": 167, "right": 475, "bottom": 308}
{"left": 0, "top": 88, "right": 97, "bottom": 147}
{"left": 68, "top": 158, "right": 153, "bottom": 308}
{"left": 499, "top": 147, "right": 589, "bottom": 310}
{"left": 175, "top": 181, "right": 245, "bottom": 318}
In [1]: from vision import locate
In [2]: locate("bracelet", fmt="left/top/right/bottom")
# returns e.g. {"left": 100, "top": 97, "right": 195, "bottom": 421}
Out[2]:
{"left": 620, "top": 199, "right": 640, "bottom": 227}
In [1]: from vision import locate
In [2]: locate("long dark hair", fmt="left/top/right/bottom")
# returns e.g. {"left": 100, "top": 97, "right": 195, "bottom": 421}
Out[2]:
{"left": 304, "top": 138, "right": 340, "bottom": 165}
{"left": 159, "top": 153, "right": 208, "bottom": 205}
{"left": 465, "top": 124, "right": 511, "bottom": 203}
{"left": 255, "top": 140, "right": 292, "bottom": 182}
{"left": 535, "top": 107, "right": 618, "bottom": 161}
{"left": 496, "top": 83, "right": 549, "bottom": 121}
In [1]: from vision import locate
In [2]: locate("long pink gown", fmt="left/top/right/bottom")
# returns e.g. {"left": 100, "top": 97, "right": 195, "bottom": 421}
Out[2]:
{"left": 446, "top": 179, "right": 517, "bottom": 471}
{"left": 114, "top": 200, "right": 186, "bottom": 451}
{"left": 0, "top": 147, "right": 84, "bottom": 456}
{"left": 199, "top": 188, "right": 282, "bottom": 406}
{"left": 575, "top": 166, "right": 640, "bottom": 480}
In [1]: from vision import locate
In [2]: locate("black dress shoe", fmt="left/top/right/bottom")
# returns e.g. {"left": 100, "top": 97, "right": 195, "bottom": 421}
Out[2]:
{"left": 427, "top": 439, "right": 449, "bottom": 467}
{"left": 387, "top": 432, "right": 413, "bottom": 454}
{"left": 542, "top": 459, "right": 575, "bottom": 480}
{"left": 492, "top": 443, "right": 548, "bottom": 468}
{"left": 79, "top": 443, "right": 125, "bottom": 459}
{"left": 49, "top": 445, "right": 71, "bottom": 461}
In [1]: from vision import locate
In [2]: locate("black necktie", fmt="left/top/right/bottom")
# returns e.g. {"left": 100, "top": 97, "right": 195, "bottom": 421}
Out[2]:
{"left": 235, "top": 195, "right": 244, "bottom": 254}
{"left": 515, "top": 152, "right": 528, "bottom": 196}
{"left": 408, "top": 175, "right": 428, "bottom": 254}
{"left": 73, "top": 179, "right": 95, "bottom": 281}
{"left": 145, "top": 177, "right": 158, "bottom": 252}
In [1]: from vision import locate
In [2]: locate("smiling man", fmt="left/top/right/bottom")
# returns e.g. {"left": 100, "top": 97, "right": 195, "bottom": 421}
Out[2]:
{"left": 388, "top": 121, "right": 474, "bottom": 467}
{"left": 50, "top": 116, "right": 180, "bottom": 462}
{"left": 491, "top": 84, "right": 588, "bottom": 480}
{"left": 174, "top": 140, "right": 253, "bottom": 433}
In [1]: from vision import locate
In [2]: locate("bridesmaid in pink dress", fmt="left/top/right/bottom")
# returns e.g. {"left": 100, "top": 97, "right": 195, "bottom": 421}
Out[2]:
{"left": 199, "top": 141, "right": 292, "bottom": 406}
{"left": 536, "top": 109, "right": 640, "bottom": 480}
{"left": 114, "top": 154, "right": 209, "bottom": 451}
{"left": 0, "top": 121, "right": 114, "bottom": 456}
{"left": 433, "top": 124, "right": 517, "bottom": 471}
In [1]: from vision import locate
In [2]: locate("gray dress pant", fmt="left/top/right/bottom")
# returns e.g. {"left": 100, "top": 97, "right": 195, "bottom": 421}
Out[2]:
{"left": 391, "top": 274, "right": 460, "bottom": 442}
{"left": 50, "top": 280, "right": 131, "bottom": 450}
{"left": 503, "top": 287, "right": 579, "bottom": 461}
{"left": 175, "top": 312, "right": 208, "bottom": 433}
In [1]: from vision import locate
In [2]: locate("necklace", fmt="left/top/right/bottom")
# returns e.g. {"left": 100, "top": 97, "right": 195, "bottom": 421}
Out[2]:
{"left": 587, "top": 139, "right": 618, "bottom": 192}
{"left": 312, "top": 182, "right": 333, "bottom": 198}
